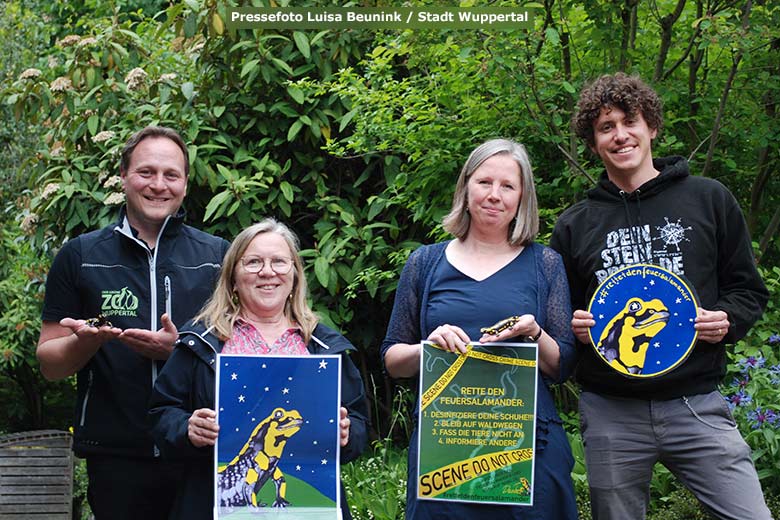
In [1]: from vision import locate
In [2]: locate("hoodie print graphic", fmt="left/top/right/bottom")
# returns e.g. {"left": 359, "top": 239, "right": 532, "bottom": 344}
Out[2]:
{"left": 595, "top": 217, "right": 692, "bottom": 284}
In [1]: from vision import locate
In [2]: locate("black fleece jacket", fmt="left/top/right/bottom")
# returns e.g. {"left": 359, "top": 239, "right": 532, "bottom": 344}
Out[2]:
{"left": 550, "top": 156, "right": 768, "bottom": 399}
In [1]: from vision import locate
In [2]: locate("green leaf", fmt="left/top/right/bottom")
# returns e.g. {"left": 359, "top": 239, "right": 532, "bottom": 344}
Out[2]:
{"left": 183, "top": 13, "right": 197, "bottom": 38}
{"left": 293, "top": 32, "right": 311, "bottom": 59}
{"left": 545, "top": 28, "right": 560, "bottom": 45}
{"left": 240, "top": 59, "right": 260, "bottom": 79}
{"left": 562, "top": 81, "right": 576, "bottom": 94}
{"left": 203, "top": 190, "right": 232, "bottom": 221}
{"left": 339, "top": 109, "right": 357, "bottom": 132}
{"left": 271, "top": 58, "right": 294, "bottom": 76}
{"left": 87, "top": 115, "right": 99, "bottom": 135}
{"left": 287, "top": 120, "right": 303, "bottom": 141}
{"left": 287, "top": 85, "right": 304, "bottom": 104}
{"left": 314, "top": 256, "right": 330, "bottom": 287}
{"left": 181, "top": 82, "right": 195, "bottom": 100}
{"left": 367, "top": 198, "right": 387, "bottom": 221}
{"left": 280, "top": 181, "right": 294, "bottom": 202}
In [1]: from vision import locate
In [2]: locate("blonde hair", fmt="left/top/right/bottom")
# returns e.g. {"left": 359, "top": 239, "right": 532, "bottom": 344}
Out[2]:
{"left": 442, "top": 139, "right": 539, "bottom": 246}
{"left": 193, "top": 218, "right": 318, "bottom": 343}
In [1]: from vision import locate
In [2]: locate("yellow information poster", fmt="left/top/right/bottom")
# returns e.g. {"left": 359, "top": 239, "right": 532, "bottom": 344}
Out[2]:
{"left": 417, "top": 341, "right": 538, "bottom": 506}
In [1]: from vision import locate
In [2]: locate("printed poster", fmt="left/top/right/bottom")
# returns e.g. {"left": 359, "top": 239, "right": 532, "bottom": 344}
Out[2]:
{"left": 418, "top": 341, "right": 538, "bottom": 506}
{"left": 215, "top": 354, "right": 342, "bottom": 520}
{"left": 587, "top": 263, "right": 699, "bottom": 378}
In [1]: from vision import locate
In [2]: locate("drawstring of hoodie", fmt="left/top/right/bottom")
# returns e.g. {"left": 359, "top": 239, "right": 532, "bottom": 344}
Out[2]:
{"left": 619, "top": 189, "right": 648, "bottom": 263}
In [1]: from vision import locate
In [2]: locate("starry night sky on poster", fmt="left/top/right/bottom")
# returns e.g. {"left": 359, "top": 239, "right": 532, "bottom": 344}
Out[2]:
{"left": 587, "top": 264, "right": 699, "bottom": 378}
{"left": 215, "top": 354, "right": 341, "bottom": 501}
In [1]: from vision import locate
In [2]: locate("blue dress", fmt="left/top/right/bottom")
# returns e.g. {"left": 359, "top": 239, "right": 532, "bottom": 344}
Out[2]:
{"left": 382, "top": 242, "right": 578, "bottom": 520}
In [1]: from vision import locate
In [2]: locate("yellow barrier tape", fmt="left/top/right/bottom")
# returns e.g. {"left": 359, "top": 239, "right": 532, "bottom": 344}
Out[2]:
{"left": 418, "top": 448, "right": 534, "bottom": 498}
{"left": 420, "top": 344, "right": 470, "bottom": 411}
{"left": 420, "top": 343, "right": 536, "bottom": 411}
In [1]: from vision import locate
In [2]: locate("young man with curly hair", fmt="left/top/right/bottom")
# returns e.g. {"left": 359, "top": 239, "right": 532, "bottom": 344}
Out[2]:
{"left": 550, "top": 73, "right": 771, "bottom": 519}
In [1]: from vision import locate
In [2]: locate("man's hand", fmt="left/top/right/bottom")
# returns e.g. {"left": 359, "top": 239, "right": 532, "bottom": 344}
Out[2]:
{"left": 60, "top": 317, "right": 123, "bottom": 343}
{"left": 571, "top": 309, "right": 595, "bottom": 344}
{"left": 119, "top": 313, "right": 178, "bottom": 360}
{"left": 695, "top": 308, "right": 730, "bottom": 344}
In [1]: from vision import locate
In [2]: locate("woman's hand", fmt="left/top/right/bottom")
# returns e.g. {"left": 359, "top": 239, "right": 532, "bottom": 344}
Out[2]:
{"left": 427, "top": 324, "right": 470, "bottom": 354}
{"left": 571, "top": 309, "right": 595, "bottom": 344}
{"left": 339, "top": 407, "right": 350, "bottom": 447}
{"left": 478, "top": 314, "right": 539, "bottom": 343}
{"left": 188, "top": 408, "right": 219, "bottom": 448}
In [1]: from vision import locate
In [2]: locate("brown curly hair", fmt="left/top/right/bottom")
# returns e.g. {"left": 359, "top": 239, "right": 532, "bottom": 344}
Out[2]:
{"left": 573, "top": 73, "right": 663, "bottom": 147}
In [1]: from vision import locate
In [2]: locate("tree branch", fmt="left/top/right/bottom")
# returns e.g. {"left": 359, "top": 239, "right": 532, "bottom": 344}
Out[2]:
{"left": 700, "top": 0, "right": 752, "bottom": 177}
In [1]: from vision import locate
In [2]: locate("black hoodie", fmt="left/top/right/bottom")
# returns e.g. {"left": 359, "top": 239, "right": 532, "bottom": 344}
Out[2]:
{"left": 550, "top": 156, "right": 768, "bottom": 399}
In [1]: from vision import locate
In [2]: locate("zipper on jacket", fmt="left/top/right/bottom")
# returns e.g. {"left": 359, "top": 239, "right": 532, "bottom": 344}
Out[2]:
{"left": 164, "top": 275, "right": 172, "bottom": 319}
{"left": 79, "top": 369, "right": 93, "bottom": 427}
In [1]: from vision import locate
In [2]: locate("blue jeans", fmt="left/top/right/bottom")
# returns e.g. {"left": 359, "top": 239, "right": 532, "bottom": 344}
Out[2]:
{"left": 579, "top": 390, "right": 772, "bottom": 520}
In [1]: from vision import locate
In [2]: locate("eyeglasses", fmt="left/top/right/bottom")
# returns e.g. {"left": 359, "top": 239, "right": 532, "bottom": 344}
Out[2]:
{"left": 239, "top": 256, "right": 293, "bottom": 274}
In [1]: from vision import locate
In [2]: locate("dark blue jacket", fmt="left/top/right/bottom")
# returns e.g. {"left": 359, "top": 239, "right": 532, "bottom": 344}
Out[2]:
{"left": 41, "top": 207, "right": 229, "bottom": 458}
{"left": 148, "top": 320, "right": 369, "bottom": 520}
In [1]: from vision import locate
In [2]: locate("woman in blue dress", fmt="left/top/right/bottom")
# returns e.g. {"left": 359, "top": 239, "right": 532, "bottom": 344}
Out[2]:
{"left": 382, "top": 139, "right": 578, "bottom": 519}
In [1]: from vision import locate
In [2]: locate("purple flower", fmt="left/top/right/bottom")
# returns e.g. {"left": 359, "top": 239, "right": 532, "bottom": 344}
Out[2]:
{"left": 726, "top": 391, "right": 752, "bottom": 410}
{"left": 768, "top": 334, "right": 780, "bottom": 345}
{"left": 738, "top": 356, "right": 766, "bottom": 373}
{"left": 769, "top": 365, "right": 780, "bottom": 385}
{"left": 730, "top": 376, "right": 750, "bottom": 389}
{"left": 747, "top": 407, "right": 779, "bottom": 430}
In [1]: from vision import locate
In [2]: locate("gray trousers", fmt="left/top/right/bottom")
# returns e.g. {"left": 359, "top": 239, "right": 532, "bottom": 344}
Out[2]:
{"left": 579, "top": 390, "right": 773, "bottom": 520}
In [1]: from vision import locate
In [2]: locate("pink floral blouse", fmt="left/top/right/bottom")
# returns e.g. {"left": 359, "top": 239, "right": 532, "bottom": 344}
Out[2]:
{"left": 222, "top": 319, "right": 309, "bottom": 356}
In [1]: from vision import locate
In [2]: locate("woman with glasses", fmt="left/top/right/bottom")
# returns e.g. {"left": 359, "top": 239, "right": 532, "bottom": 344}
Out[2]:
{"left": 148, "top": 218, "right": 368, "bottom": 520}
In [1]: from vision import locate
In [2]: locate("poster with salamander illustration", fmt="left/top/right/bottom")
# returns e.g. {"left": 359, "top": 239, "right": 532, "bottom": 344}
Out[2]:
{"left": 215, "top": 354, "right": 341, "bottom": 520}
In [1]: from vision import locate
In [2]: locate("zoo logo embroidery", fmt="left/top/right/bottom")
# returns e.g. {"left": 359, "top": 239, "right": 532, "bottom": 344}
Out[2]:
{"left": 588, "top": 264, "right": 698, "bottom": 378}
{"left": 99, "top": 286, "right": 139, "bottom": 318}
{"left": 218, "top": 407, "right": 303, "bottom": 510}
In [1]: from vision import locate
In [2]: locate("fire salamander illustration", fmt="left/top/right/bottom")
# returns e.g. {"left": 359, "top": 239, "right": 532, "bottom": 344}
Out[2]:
{"left": 218, "top": 407, "right": 303, "bottom": 510}
{"left": 596, "top": 298, "right": 670, "bottom": 375}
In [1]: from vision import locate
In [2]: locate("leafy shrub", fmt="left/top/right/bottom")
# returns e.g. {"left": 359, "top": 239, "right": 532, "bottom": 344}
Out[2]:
{"left": 343, "top": 438, "right": 408, "bottom": 520}
{"left": 720, "top": 265, "right": 780, "bottom": 495}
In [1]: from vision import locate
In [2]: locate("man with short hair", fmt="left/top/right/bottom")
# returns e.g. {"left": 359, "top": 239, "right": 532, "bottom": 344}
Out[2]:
{"left": 550, "top": 73, "right": 771, "bottom": 519}
{"left": 37, "top": 126, "right": 229, "bottom": 519}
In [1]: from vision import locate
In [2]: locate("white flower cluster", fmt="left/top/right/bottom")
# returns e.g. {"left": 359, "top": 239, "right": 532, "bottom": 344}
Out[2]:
{"left": 21, "top": 214, "right": 39, "bottom": 233}
{"left": 125, "top": 67, "right": 148, "bottom": 91}
{"left": 50, "top": 76, "right": 73, "bottom": 92}
{"left": 158, "top": 73, "right": 178, "bottom": 82}
{"left": 103, "top": 176, "right": 122, "bottom": 188}
{"left": 19, "top": 68, "right": 42, "bottom": 81}
{"left": 58, "top": 35, "right": 81, "bottom": 47}
{"left": 91, "top": 130, "right": 115, "bottom": 144}
{"left": 77, "top": 37, "right": 98, "bottom": 47}
{"left": 41, "top": 183, "right": 60, "bottom": 200}
{"left": 104, "top": 192, "right": 126, "bottom": 206}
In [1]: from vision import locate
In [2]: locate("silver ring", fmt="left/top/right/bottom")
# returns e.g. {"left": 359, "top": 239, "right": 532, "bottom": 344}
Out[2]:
{"left": 717, "top": 328, "right": 722, "bottom": 335}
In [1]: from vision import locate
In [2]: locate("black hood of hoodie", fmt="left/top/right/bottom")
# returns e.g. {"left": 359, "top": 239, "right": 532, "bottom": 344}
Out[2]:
{"left": 588, "top": 156, "right": 690, "bottom": 202}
